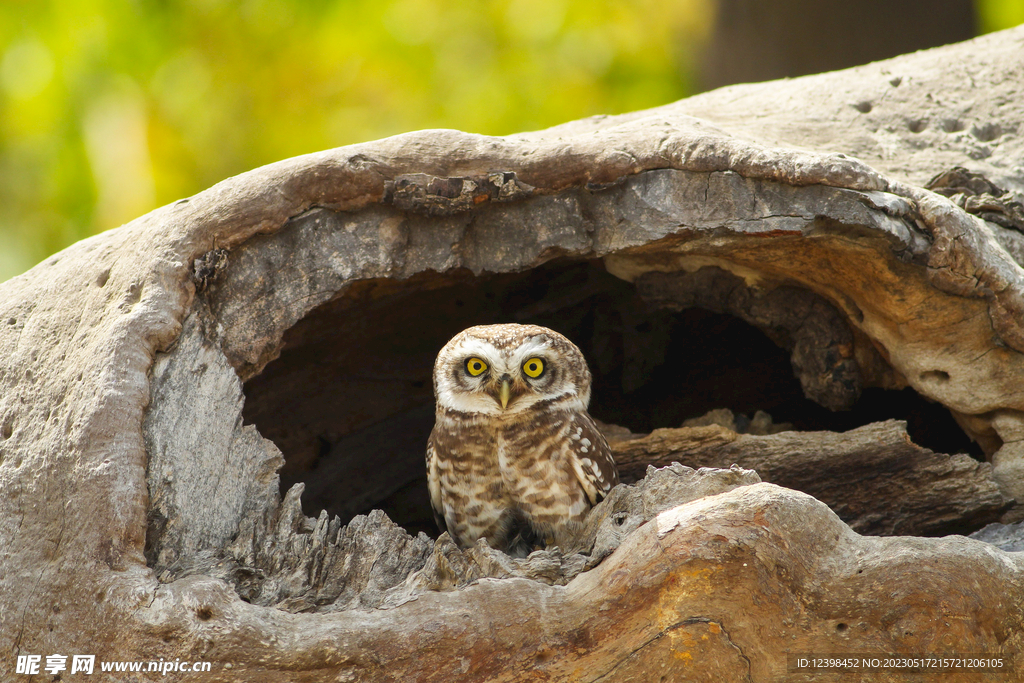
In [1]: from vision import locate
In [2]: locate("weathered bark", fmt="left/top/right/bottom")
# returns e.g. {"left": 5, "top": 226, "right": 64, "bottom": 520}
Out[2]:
{"left": 2, "top": 27, "right": 1024, "bottom": 683}
{"left": 610, "top": 418, "right": 1008, "bottom": 536}
{"left": 971, "top": 520, "right": 1024, "bottom": 552}
{"left": 134, "top": 484, "right": 1024, "bottom": 682}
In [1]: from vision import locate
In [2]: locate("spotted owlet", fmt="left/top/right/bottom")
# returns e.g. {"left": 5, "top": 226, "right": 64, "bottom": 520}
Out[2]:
{"left": 426, "top": 323, "right": 619, "bottom": 556}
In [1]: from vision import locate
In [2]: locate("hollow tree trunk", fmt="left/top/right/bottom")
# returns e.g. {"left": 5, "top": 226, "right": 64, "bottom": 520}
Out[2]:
{"left": 2, "top": 26, "right": 1024, "bottom": 683}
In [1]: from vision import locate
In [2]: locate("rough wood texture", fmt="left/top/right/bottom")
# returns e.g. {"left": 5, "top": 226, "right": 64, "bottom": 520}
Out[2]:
{"left": 610, "top": 418, "right": 1009, "bottom": 536}
{"left": 970, "top": 520, "right": 1024, "bottom": 552}
{"left": 135, "top": 484, "right": 1024, "bottom": 682}
{"left": 144, "top": 306, "right": 284, "bottom": 576}
{"left": 2, "top": 28, "right": 1024, "bottom": 682}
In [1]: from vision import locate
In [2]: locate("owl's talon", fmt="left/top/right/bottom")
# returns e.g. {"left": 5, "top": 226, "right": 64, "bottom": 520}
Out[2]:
{"left": 530, "top": 538, "right": 552, "bottom": 553}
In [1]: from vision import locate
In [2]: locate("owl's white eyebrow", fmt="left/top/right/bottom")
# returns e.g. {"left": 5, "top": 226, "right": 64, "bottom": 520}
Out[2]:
{"left": 509, "top": 338, "right": 551, "bottom": 364}
{"left": 455, "top": 337, "right": 499, "bottom": 361}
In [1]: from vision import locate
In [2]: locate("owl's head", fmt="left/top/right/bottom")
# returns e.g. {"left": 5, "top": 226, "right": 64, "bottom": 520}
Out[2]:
{"left": 433, "top": 323, "right": 593, "bottom": 416}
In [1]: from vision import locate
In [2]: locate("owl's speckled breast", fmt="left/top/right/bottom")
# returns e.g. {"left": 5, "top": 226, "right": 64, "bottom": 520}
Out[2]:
{"left": 426, "top": 323, "right": 619, "bottom": 554}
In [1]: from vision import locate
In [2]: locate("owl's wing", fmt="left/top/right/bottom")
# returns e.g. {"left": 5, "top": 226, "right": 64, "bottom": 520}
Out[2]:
{"left": 567, "top": 411, "right": 620, "bottom": 506}
{"left": 425, "top": 431, "right": 448, "bottom": 536}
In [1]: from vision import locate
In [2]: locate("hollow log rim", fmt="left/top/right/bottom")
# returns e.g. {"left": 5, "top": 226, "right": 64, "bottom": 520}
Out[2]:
{"left": 2, "top": 26, "right": 1024, "bottom": 681}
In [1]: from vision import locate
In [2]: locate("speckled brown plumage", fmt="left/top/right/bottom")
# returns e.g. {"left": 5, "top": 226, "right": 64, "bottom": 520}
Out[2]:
{"left": 426, "top": 324, "right": 619, "bottom": 556}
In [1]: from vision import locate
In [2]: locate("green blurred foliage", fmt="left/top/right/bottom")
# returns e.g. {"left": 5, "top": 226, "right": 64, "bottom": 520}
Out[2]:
{"left": 977, "top": 0, "right": 1024, "bottom": 32}
{"left": 3, "top": 1, "right": 1020, "bottom": 283}
{"left": 0, "top": 0, "right": 710, "bottom": 282}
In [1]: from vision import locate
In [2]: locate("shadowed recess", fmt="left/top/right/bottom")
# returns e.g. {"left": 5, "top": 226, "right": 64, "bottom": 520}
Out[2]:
{"left": 241, "top": 259, "right": 982, "bottom": 537}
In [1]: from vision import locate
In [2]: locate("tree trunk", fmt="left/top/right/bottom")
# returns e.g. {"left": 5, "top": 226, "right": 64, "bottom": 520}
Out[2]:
{"left": 2, "top": 27, "right": 1024, "bottom": 683}
{"left": 698, "top": 0, "right": 975, "bottom": 91}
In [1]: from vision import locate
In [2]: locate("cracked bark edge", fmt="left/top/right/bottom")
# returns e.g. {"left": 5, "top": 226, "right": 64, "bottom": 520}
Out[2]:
{"left": 152, "top": 458, "right": 761, "bottom": 611}
{"left": 588, "top": 618, "right": 754, "bottom": 683}
{"left": 128, "top": 483, "right": 1024, "bottom": 682}
{"left": 900, "top": 184, "right": 1024, "bottom": 353}
{"left": 609, "top": 420, "right": 1010, "bottom": 536}
{"left": 382, "top": 171, "right": 536, "bottom": 215}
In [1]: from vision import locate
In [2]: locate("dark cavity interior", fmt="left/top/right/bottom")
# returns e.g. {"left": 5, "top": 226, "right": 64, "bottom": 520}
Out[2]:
{"left": 241, "top": 259, "right": 981, "bottom": 538}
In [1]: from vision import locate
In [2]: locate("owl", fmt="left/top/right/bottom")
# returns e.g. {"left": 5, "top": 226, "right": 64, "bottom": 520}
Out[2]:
{"left": 426, "top": 323, "right": 619, "bottom": 556}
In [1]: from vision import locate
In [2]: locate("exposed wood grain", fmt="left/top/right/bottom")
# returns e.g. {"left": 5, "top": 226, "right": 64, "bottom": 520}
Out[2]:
{"left": 611, "top": 420, "right": 1009, "bottom": 535}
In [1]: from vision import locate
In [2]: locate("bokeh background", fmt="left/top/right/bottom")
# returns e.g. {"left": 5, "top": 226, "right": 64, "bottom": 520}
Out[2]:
{"left": 1, "top": 0, "right": 1021, "bottom": 282}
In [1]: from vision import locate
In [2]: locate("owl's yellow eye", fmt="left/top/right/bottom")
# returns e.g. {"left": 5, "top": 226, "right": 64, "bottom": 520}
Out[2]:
{"left": 465, "top": 357, "right": 488, "bottom": 376}
{"left": 522, "top": 357, "right": 545, "bottom": 378}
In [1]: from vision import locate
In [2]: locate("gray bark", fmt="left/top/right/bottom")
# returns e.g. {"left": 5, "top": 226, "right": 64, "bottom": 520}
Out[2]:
{"left": 610, "top": 417, "right": 1007, "bottom": 536}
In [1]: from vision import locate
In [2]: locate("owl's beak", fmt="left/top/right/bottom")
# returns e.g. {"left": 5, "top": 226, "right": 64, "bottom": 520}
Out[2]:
{"left": 499, "top": 377, "right": 512, "bottom": 410}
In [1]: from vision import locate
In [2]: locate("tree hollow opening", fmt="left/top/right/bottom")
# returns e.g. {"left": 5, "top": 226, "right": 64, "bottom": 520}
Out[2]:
{"left": 241, "top": 259, "right": 982, "bottom": 538}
